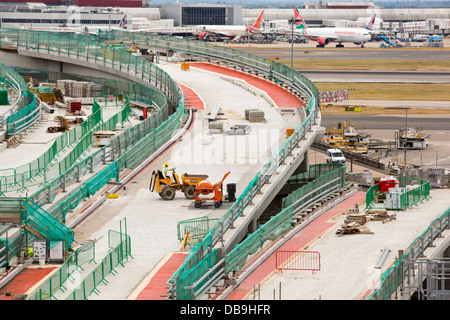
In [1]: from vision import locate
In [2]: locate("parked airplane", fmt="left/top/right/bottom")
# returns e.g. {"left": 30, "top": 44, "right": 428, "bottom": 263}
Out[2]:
{"left": 196, "top": 9, "right": 265, "bottom": 41}
{"left": 293, "top": 8, "right": 375, "bottom": 47}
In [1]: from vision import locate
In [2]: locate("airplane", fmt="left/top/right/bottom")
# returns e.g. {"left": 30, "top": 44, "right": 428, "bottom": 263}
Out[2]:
{"left": 293, "top": 8, "right": 375, "bottom": 48}
{"left": 195, "top": 9, "right": 265, "bottom": 41}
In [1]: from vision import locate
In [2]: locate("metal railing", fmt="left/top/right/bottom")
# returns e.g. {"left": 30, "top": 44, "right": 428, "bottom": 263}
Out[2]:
{"left": 366, "top": 206, "right": 450, "bottom": 300}
{"left": 0, "top": 60, "right": 39, "bottom": 134}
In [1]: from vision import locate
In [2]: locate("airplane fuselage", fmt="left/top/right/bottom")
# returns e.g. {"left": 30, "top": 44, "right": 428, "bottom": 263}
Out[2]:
{"left": 297, "top": 27, "right": 371, "bottom": 45}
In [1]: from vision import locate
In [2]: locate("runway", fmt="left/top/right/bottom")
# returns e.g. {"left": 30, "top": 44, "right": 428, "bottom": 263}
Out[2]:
{"left": 236, "top": 46, "right": 450, "bottom": 61}
{"left": 233, "top": 45, "right": 450, "bottom": 83}
{"left": 298, "top": 70, "right": 450, "bottom": 83}
{"left": 322, "top": 114, "right": 450, "bottom": 130}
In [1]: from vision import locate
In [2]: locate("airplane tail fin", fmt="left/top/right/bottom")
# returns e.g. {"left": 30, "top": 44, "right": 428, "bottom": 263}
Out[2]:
{"left": 365, "top": 13, "right": 376, "bottom": 30}
{"left": 118, "top": 14, "right": 127, "bottom": 29}
{"left": 294, "top": 8, "right": 308, "bottom": 32}
{"left": 252, "top": 9, "right": 264, "bottom": 28}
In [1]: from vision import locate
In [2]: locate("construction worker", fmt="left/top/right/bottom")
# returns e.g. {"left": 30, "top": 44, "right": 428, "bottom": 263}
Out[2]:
{"left": 27, "top": 247, "right": 33, "bottom": 258}
{"left": 161, "top": 162, "right": 174, "bottom": 183}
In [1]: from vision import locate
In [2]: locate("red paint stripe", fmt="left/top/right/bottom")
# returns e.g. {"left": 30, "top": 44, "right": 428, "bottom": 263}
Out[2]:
{"left": 189, "top": 62, "right": 304, "bottom": 109}
{"left": 179, "top": 83, "right": 205, "bottom": 110}
{"left": 135, "top": 252, "right": 188, "bottom": 300}
{"left": 0, "top": 267, "right": 57, "bottom": 300}
{"left": 226, "top": 192, "right": 367, "bottom": 300}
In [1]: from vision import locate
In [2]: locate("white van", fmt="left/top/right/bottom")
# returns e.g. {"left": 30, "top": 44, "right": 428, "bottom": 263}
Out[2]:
{"left": 326, "top": 148, "right": 346, "bottom": 164}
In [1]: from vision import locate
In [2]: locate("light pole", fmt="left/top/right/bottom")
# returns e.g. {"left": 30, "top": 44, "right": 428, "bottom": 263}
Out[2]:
{"left": 107, "top": 7, "right": 112, "bottom": 32}
{"left": 386, "top": 107, "right": 411, "bottom": 169}
{"left": 290, "top": 17, "right": 294, "bottom": 70}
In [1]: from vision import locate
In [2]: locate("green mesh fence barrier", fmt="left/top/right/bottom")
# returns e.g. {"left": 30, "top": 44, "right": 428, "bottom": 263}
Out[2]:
{"left": 283, "top": 164, "right": 346, "bottom": 210}
{"left": 64, "top": 223, "right": 131, "bottom": 300}
{"left": 177, "top": 216, "right": 220, "bottom": 242}
{"left": 0, "top": 61, "right": 39, "bottom": 135}
{"left": 225, "top": 164, "right": 346, "bottom": 276}
{"left": 28, "top": 241, "right": 95, "bottom": 300}
{"left": 0, "top": 105, "right": 102, "bottom": 195}
{"left": 21, "top": 198, "right": 75, "bottom": 251}
{"left": 365, "top": 178, "right": 430, "bottom": 211}
{"left": 0, "top": 29, "right": 183, "bottom": 269}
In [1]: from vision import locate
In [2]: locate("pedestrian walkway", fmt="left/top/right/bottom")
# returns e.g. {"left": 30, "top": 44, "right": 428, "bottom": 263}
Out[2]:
{"left": 0, "top": 266, "right": 56, "bottom": 300}
{"left": 225, "top": 191, "right": 367, "bottom": 300}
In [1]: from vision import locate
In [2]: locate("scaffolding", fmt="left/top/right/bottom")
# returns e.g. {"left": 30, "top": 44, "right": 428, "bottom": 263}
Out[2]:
{"left": 403, "top": 258, "right": 450, "bottom": 300}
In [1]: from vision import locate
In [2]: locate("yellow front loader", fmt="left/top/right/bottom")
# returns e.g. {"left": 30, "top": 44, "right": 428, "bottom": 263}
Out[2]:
{"left": 149, "top": 168, "right": 208, "bottom": 200}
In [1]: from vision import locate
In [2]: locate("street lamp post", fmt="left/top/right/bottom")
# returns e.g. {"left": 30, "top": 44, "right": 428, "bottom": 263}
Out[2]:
{"left": 386, "top": 107, "right": 411, "bottom": 169}
{"left": 290, "top": 17, "right": 294, "bottom": 70}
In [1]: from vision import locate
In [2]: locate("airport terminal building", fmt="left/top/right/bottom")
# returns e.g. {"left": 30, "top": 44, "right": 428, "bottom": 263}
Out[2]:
{"left": 0, "top": 1, "right": 449, "bottom": 34}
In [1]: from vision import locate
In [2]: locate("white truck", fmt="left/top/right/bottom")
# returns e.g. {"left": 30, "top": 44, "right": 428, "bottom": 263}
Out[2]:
{"left": 326, "top": 148, "right": 346, "bottom": 164}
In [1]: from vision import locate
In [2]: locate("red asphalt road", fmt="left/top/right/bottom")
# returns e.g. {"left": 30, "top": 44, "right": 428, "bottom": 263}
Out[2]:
{"left": 179, "top": 83, "right": 205, "bottom": 110}
{"left": 226, "top": 192, "right": 367, "bottom": 300}
{"left": 189, "top": 63, "right": 304, "bottom": 109}
{"left": 135, "top": 253, "right": 187, "bottom": 300}
{"left": 0, "top": 267, "right": 56, "bottom": 300}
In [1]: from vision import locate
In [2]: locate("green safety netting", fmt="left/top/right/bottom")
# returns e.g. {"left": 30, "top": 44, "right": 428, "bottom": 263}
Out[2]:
{"left": 21, "top": 198, "right": 75, "bottom": 251}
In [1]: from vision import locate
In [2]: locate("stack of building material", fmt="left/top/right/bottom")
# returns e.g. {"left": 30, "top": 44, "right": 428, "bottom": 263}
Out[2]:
{"left": 56, "top": 80, "right": 104, "bottom": 98}
{"left": 56, "top": 80, "right": 74, "bottom": 97}
{"left": 208, "top": 122, "right": 224, "bottom": 134}
{"left": 335, "top": 222, "right": 373, "bottom": 235}
{"left": 366, "top": 209, "right": 396, "bottom": 223}
{"left": 245, "top": 108, "right": 259, "bottom": 120}
{"left": 246, "top": 109, "right": 266, "bottom": 122}
{"left": 344, "top": 214, "right": 368, "bottom": 225}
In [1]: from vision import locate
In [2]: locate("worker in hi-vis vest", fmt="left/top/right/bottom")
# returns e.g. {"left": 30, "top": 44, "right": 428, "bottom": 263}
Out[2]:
{"left": 161, "top": 162, "right": 174, "bottom": 183}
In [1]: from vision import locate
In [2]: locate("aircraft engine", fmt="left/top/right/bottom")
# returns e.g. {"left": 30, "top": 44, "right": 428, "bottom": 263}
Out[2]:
{"left": 199, "top": 32, "right": 208, "bottom": 40}
{"left": 317, "top": 37, "right": 330, "bottom": 46}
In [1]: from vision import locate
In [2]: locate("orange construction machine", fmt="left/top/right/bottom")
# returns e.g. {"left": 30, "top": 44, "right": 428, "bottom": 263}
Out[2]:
{"left": 194, "top": 171, "right": 230, "bottom": 208}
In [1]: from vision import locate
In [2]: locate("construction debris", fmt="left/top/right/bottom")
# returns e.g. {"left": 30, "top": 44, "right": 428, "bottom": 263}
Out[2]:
{"left": 47, "top": 116, "right": 68, "bottom": 133}
{"left": 366, "top": 209, "right": 397, "bottom": 223}
{"left": 336, "top": 222, "right": 373, "bottom": 235}
{"left": 344, "top": 214, "right": 368, "bottom": 225}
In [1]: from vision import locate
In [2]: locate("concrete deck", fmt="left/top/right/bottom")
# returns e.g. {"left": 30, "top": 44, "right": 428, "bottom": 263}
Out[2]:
{"left": 1, "top": 56, "right": 448, "bottom": 302}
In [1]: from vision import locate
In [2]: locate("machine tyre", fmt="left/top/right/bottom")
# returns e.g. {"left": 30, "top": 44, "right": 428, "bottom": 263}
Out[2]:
{"left": 161, "top": 186, "right": 176, "bottom": 200}
{"left": 214, "top": 202, "right": 222, "bottom": 208}
{"left": 184, "top": 185, "right": 196, "bottom": 199}
{"left": 195, "top": 202, "right": 202, "bottom": 208}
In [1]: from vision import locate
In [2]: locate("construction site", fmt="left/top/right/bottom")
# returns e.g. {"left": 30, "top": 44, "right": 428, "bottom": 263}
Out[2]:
{"left": 0, "top": 24, "right": 448, "bottom": 306}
